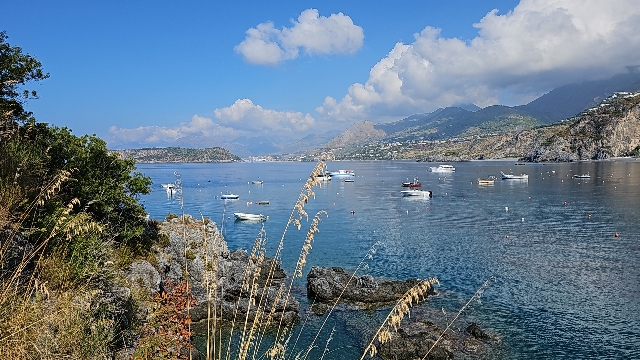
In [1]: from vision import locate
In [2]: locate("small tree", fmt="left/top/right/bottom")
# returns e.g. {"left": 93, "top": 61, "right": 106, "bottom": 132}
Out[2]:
{"left": 0, "top": 30, "right": 49, "bottom": 138}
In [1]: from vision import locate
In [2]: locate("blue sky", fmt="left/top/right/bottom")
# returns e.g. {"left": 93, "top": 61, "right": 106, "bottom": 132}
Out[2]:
{"left": 2, "top": 0, "right": 639, "bottom": 149}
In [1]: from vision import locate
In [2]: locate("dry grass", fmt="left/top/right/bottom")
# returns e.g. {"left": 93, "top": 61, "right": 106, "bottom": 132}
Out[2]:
{"left": 0, "top": 172, "right": 117, "bottom": 359}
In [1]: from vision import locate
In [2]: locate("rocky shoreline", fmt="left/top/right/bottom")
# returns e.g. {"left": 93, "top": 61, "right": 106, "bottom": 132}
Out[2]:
{"left": 122, "top": 215, "right": 500, "bottom": 359}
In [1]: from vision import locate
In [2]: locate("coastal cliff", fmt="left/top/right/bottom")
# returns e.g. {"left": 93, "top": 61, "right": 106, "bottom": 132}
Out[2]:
{"left": 412, "top": 92, "right": 640, "bottom": 162}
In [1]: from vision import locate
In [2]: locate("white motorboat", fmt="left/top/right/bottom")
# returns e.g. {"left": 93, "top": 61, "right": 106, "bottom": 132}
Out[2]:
{"left": 233, "top": 212, "right": 267, "bottom": 221}
{"left": 573, "top": 174, "right": 590, "bottom": 179}
{"left": 401, "top": 189, "right": 432, "bottom": 198}
{"left": 220, "top": 194, "right": 239, "bottom": 199}
{"left": 161, "top": 183, "right": 176, "bottom": 195}
{"left": 501, "top": 172, "right": 529, "bottom": 180}
{"left": 428, "top": 164, "right": 456, "bottom": 172}
{"left": 252, "top": 180, "right": 263, "bottom": 184}
{"left": 327, "top": 170, "right": 355, "bottom": 179}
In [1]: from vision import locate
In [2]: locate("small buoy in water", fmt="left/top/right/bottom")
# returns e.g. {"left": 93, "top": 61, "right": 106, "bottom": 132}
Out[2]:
{"left": 406, "top": 210, "right": 409, "bottom": 214}
{"left": 505, "top": 235, "right": 509, "bottom": 239}
{"left": 615, "top": 233, "right": 619, "bottom": 237}
{"left": 350, "top": 210, "right": 355, "bottom": 215}
{"left": 227, "top": 216, "right": 231, "bottom": 220}
{"left": 521, "top": 218, "right": 524, "bottom": 222}
{"left": 505, "top": 206, "right": 509, "bottom": 211}
{"left": 563, "top": 201, "right": 567, "bottom": 206}
{"left": 333, "top": 202, "right": 336, "bottom": 206}
{"left": 528, "top": 196, "right": 531, "bottom": 200}
{"left": 588, "top": 214, "right": 591, "bottom": 219}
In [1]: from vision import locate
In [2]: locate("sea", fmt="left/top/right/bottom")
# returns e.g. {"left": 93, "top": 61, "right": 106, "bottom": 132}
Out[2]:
{"left": 136, "top": 159, "right": 640, "bottom": 359}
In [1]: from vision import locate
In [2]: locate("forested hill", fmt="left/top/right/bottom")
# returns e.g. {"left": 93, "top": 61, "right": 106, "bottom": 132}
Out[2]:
{"left": 113, "top": 147, "right": 242, "bottom": 163}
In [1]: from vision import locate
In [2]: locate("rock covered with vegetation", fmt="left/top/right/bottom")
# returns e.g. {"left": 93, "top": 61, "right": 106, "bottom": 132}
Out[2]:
{"left": 127, "top": 214, "right": 300, "bottom": 327}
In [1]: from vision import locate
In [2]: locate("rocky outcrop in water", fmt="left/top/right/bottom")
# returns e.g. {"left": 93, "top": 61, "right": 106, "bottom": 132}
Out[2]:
{"left": 376, "top": 308, "right": 502, "bottom": 360}
{"left": 306, "top": 266, "right": 432, "bottom": 316}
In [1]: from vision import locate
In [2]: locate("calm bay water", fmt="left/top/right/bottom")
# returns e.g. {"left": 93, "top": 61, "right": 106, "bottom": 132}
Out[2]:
{"left": 137, "top": 160, "right": 640, "bottom": 359}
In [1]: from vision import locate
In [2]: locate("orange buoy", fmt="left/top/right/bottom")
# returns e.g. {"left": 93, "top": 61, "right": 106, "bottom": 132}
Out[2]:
{"left": 615, "top": 233, "right": 619, "bottom": 237}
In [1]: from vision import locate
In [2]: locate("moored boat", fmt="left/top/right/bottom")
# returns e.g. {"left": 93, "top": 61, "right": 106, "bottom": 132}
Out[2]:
{"left": 501, "top": 172, "right": 529, "bottom": 180}
{"left": 573, "top": 174, "right": 590, "bottom": 179}
{"left": 477, "top": 177, "right": 495, "bottom": 185}
{"left": 233, "top": 212, "right": 267, "bottom": 221}
{"left": 252, "top": 180, "right": 263, "bottom": 184}
{"left": 220, "top": 194, "right": 239, "bottom": 199}
{"left": 429, "top": 164, "right": 455, "bottom": 172}
{"left": 327, "top": 170, "right": 355, "bottom": 179}
{"left": 402, "top": 177, "right": 421, "bottom": 188}
{"left": 401, "top": 189, "right": 432, "bottom": 198}
{"left": 161, "top": 183, "right": 176, "bottom": 195}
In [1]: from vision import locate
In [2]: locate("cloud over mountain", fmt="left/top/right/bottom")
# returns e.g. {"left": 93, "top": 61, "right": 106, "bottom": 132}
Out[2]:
{"left": 317, "top": 0, "right": 640, "bottom": 122}
{"left": 235, "top": 9, "right": 364, "bottom": 65}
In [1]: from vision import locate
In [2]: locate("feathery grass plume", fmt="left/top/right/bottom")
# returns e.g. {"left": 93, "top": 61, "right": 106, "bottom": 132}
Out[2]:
{"left": 269, "top": 210, "right": 328, "bottom": 360}
{"left": 251, "top": 282, "right": 286, "bottom": 360}
{"left": 302, "top": 241, "right": 383, "bottom": 359}
{"left": 360, "top": 277, "right": 440, "bottom": 360}
{"left": 421, "top": 276, "right": 494, "bottom": 360}
{"left": 237, "top": 241, "right": 267, "bottom": 360}
{"left": 240, "top": 155, "right": 330, "bottom": 357}
{"left": 200, "top": 213, "right": 220, "bottom": 360}
{"left": 293, "top": 210, "right": 327, "bottom": 279}
{"left": 224, "top": 226, "right": 268, "bottom": 360}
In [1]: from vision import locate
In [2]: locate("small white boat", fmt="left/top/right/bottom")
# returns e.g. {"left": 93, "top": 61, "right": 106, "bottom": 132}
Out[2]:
{"left": 252, "top": 180, "right": 263, "bottom": 184}
{"left": 573, "top": 174, "right": 590, "bottom": 179}
{"left": 327, "top": 170, "right": 355, "bottom": 179}
{"left": 401, "top": 189, "right": 432, "bottom": 198}
{"left": 233, "top": 212, "right": 267, "bottom": 221}
{"left": 429, "top": 164, "right": 456, "bottom": 172}
{"left": 161, "top": 183, "right": 176, "bottom": 194}
{"left": 220, "top": 194, "right": 239, "bottom": 200}
{"left": 501, "top": 172, "right": 529, "bottom": 180}
{"left": 477, "top": 177, "right": 495, "bottom": 185}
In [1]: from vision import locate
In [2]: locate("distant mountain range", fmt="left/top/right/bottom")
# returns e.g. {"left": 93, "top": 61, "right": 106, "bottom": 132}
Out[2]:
{"left": 316, "top": 72, "right": 640, "bottom": 151}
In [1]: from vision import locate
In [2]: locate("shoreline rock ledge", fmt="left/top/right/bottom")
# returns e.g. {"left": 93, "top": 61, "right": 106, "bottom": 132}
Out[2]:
{"left": 306, "top": 266, "right": 502, "bottom": 359}
{"left": 306, "top": 266, "right": 432, "bottom": 313}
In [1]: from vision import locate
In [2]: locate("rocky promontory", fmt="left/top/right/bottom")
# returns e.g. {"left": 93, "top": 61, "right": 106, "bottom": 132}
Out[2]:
{"left": 125, "top": 215, "right": 299, "bottom": 327}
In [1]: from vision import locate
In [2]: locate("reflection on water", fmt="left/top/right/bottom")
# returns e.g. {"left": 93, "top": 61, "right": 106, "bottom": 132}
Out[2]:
{"left": 138, "top": 160, "right": 640, "bottom": 359}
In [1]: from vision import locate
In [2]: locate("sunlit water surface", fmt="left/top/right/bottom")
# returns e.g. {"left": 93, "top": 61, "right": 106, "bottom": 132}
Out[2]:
{"left": 137, "top": 160, "right": 640, "bottom": 359}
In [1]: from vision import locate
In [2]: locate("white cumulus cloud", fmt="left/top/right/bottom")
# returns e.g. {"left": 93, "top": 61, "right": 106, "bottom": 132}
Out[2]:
{"left": 107, "top": 115, "right": 245, "bottom": 148}
{"left": 107, "top": 101, "right": 316, "bottom": 148}
{"left": 235, "top": 9, "right": 364, "bottom": 65}
{"left": 317, "top": 0, "right": 640, "bottom": 122}
{"left": 214, "top": 99, "right": 315, "bottom": 133}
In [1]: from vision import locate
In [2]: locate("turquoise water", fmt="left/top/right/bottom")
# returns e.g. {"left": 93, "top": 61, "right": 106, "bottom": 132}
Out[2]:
{"left": 137, "top": 160, "right": 640, "bottom": 359}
